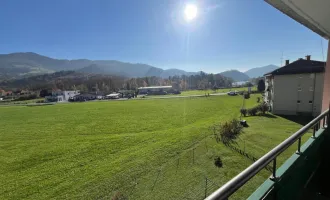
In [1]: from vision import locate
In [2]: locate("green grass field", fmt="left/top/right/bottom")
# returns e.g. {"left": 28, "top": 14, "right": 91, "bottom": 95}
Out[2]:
{"left": 0, "top": 98, "right": 44, "bottom": 105}
{"left": 179, "top": 86, "right": 257, "bottom": 96}
{"left": 0, "top": 95, "right": 309, "bottom": 199}
{"left": 145, "top": 87, "right": 257, "bottom": 98}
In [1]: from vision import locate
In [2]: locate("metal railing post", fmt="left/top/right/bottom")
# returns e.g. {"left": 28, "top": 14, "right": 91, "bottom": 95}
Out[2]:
{"left": 325, "top": 115, "right": 328, "bottom": 127}
{"left": 270, "top": 158, "right": 277, "bottom": 181}
{"left": 312, "top": 126, "right": 316, "bottom": 138}
{"left": 296, "top": 137, "right": 301, "bottom": 154}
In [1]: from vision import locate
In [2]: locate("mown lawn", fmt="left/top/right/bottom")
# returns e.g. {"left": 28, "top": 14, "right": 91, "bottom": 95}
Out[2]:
{"left": 145, "top": 86, "right": 257, "bottom": 98}
{"left": 179, "top": 86, "right": 257, "bottom": 96}
{"left": 0, "top": 98, "right": 44, "bottom": 105}
{"left": 0, "top": 95, "right": 309, "bottom": 199}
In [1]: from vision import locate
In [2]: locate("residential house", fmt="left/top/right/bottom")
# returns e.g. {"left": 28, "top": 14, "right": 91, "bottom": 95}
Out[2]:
{"left": 5, "top": 91, "right": 13, "bottom": 97}
{"left": 137, "top": 86, "right": 172, "bottom": 95}
{"left": 264, "top": 55, "right": 325, "bottom": 116}
{"left": 20, "top": 89, "right": 30, "bottom": 95}
{"left": 0, "top": 89, "right": 5, "bottom": 97}
{"left": 45, "top": 90, "right": 80, "bottom": 102}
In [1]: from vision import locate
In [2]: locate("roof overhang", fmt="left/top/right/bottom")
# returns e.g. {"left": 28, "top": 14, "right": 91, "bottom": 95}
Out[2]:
{"left": 265, "top": 0, "right": 330, "bottom": 39}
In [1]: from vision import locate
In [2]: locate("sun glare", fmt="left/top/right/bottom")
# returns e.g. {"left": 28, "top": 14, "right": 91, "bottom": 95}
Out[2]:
{"left": 184, "top": 4, "right": 198, "bottom": 22}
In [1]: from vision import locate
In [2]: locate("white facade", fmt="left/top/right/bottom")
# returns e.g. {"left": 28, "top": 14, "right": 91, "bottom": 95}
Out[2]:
{"left": 62, "top": 91, "right": 80, "bottom": 101}
{"left": 45, "top": 90, "right": 80, "bottom": 102}
{"left": 265, "top": 73, "right": 324, "bottom": 116}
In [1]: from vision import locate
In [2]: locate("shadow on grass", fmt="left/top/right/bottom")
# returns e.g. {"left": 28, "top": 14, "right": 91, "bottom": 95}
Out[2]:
{"left": 277, "top": 115, "right": 314, "bottom": 126}
{"left": 259, "top": 113, "right": 277, "bottom": 118}
{"left": 242, "top": 112, "right": 277, "bottom": 119}
{"left": 224, "top": 143, "right": 272, "bottom": 172}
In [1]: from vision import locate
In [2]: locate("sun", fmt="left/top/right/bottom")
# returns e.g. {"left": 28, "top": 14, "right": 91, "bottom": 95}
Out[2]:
{"left": 184, "top": 4, "right": 198, "bottom": 22}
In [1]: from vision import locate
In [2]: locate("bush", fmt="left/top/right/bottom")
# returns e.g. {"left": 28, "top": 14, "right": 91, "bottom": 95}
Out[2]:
{"left": 257, "top": 97, "right": 260, "bottom": 103}
{"left": 214, "top": 156, "right": 223, "bottom": 168}
{"left": 244, "top": 93, "right": 250, "bottom": 99}
{"left": 247, "top": 107, "right": 258, "bottom": 116}
{"left": 259, "top": 103, "right": 269, "bottom": 114}
{"left": 250, "top": 90, "right": 262, "bottom": 94}
{"left": 214, "top": 118, "right": 243, "bottom": 144}
{"left": 240, "top": 108, "right": 247, "bottom": 117}
{"left": 14, "top": 94, "right": 37, "bottom": 101}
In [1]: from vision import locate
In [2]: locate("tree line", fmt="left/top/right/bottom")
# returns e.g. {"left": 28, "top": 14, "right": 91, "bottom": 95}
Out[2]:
{"left": 0, "top": 71, "right": 236, "bottom": 94}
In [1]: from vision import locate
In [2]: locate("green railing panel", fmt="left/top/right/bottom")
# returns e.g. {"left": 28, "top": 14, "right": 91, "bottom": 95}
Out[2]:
{"left": 248, "top": 128, "right": 328, "bottom": 200}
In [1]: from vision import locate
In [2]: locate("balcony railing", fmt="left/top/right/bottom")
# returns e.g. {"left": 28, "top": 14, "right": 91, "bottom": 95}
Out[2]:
{"left": 205, "top": 109, "right": 329, "bottom": 200}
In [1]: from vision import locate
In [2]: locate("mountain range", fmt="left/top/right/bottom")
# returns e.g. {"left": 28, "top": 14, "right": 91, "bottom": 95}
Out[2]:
{"left": 0, "top": 52, "right": 278, "bottom": 81}
{"left": 244, "top": 64, "right": 279, "bottom": 78}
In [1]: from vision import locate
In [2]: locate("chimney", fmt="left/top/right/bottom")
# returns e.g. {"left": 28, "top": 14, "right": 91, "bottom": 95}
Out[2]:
{"left": 305, "top": 55, "right": 311, "bottom": 60}
{"left": 285, "top": 60, "right": 289, "bottom": 65}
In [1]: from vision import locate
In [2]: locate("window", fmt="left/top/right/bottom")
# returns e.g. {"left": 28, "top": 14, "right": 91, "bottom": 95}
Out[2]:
{"left": 297, "top": 100, "right": 301, "bottom": 103}
{"left": 309, "top": 101, "right": 313, "bottom": 104}
{"left": 309, "top": 86, "right": 314, "bottom": 91}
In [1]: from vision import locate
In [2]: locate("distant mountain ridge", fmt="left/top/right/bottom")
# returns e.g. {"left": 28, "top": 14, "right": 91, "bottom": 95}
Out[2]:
{"left": 219, "top": 70, "right": 250, "bottom": 81}
{"left": 0, "top": 52, "right": 196, "bottom": 79}
{"left": 0, "top": 52, "right": 277, "bottom": 81}
{"left": 244, "top": 64, "right": 279, "bottom": 78}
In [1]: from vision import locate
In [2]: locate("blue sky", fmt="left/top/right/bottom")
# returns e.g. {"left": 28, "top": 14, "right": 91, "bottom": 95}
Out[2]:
{"left": 0, "top": 0, "right": 328, "bottom": 73}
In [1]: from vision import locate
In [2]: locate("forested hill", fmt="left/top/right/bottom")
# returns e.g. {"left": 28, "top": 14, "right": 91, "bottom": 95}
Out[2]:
{"left": 0, "top": 71, "right": 234, "bottom": 93}
{"left": 0, "top": 52, "right": 196, "bottom": 79}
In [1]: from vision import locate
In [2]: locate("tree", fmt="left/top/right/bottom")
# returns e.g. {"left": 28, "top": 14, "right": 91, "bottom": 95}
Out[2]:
{"left": 39, "top": 89, "right": 51, "bottom": 97}
{"left": 245, "top": 82, "right": 253, "bottom": 87}
{"left": 257, "top": 79, "right": 265, "bottom": 92}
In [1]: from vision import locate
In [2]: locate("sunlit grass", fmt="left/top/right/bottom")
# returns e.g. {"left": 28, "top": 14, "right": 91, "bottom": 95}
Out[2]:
{"left": 0, "top": 94, "right": 306, "bottom": 199}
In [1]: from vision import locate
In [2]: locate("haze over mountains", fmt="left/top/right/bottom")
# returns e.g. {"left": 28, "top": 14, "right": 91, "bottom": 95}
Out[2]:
{"left": 0, "top": 52, "right": 278, "bottom": 81}
{"left": 244, "top": 64, "right": 279, "bottom": 78}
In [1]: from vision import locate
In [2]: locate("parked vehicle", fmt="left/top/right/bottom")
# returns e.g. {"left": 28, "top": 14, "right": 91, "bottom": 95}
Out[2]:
{"left": 227, "top": 91, "right": 238, "bottom": 96}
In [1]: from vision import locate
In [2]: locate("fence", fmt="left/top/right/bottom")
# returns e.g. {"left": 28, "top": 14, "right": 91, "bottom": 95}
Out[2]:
{"left": 89, "top": 128, "right": 270, "bottom": 200}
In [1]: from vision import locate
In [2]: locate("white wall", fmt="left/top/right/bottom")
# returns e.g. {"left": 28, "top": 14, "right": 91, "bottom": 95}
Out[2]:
{"left": 313, "top": 73, "right": 324, "bottom": 116}
{"left": 272, "top": 73, "right": 324, "bottom": 116}
{"left": 63, "top": 91, "right": 80, "bottom": 101}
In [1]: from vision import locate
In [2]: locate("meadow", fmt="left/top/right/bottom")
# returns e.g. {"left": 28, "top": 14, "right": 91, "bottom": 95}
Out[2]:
{"left": 179, "top": 86, "right": 257, "bottom": 96}
{"left": 145, "top": 86, "right": 257, "bottom": 98}
{"left": 0, "top": 95, "right": 309, "bottom": 199}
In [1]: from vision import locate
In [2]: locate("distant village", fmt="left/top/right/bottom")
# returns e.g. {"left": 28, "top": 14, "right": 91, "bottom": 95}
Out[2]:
{"left": 0, "top": 86, "right": 184, "bottom": 103}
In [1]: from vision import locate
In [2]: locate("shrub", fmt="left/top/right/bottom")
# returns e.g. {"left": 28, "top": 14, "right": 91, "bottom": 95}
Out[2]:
{"left": 214, "top": 118, "right": 243, "bottom": 144}
{"left": 259, "top": 103, "right": 269, "bottom": 114}
{"left": 14, "top": 94, "right": 37, "bottom": 101}
{"left": 240, "top": 108, "right": 247, "bottom": 117}
{"left": 214, "top": 156, "right": 223, "bottom": 168}
{"left": 244, "top": 93, "right": 250, "bottom": 99}
{"left": 247, "top": 107, "right": 258, "bottom": 116}
{"left": 257, "top": 97, "right": 260, "bottom": 103}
